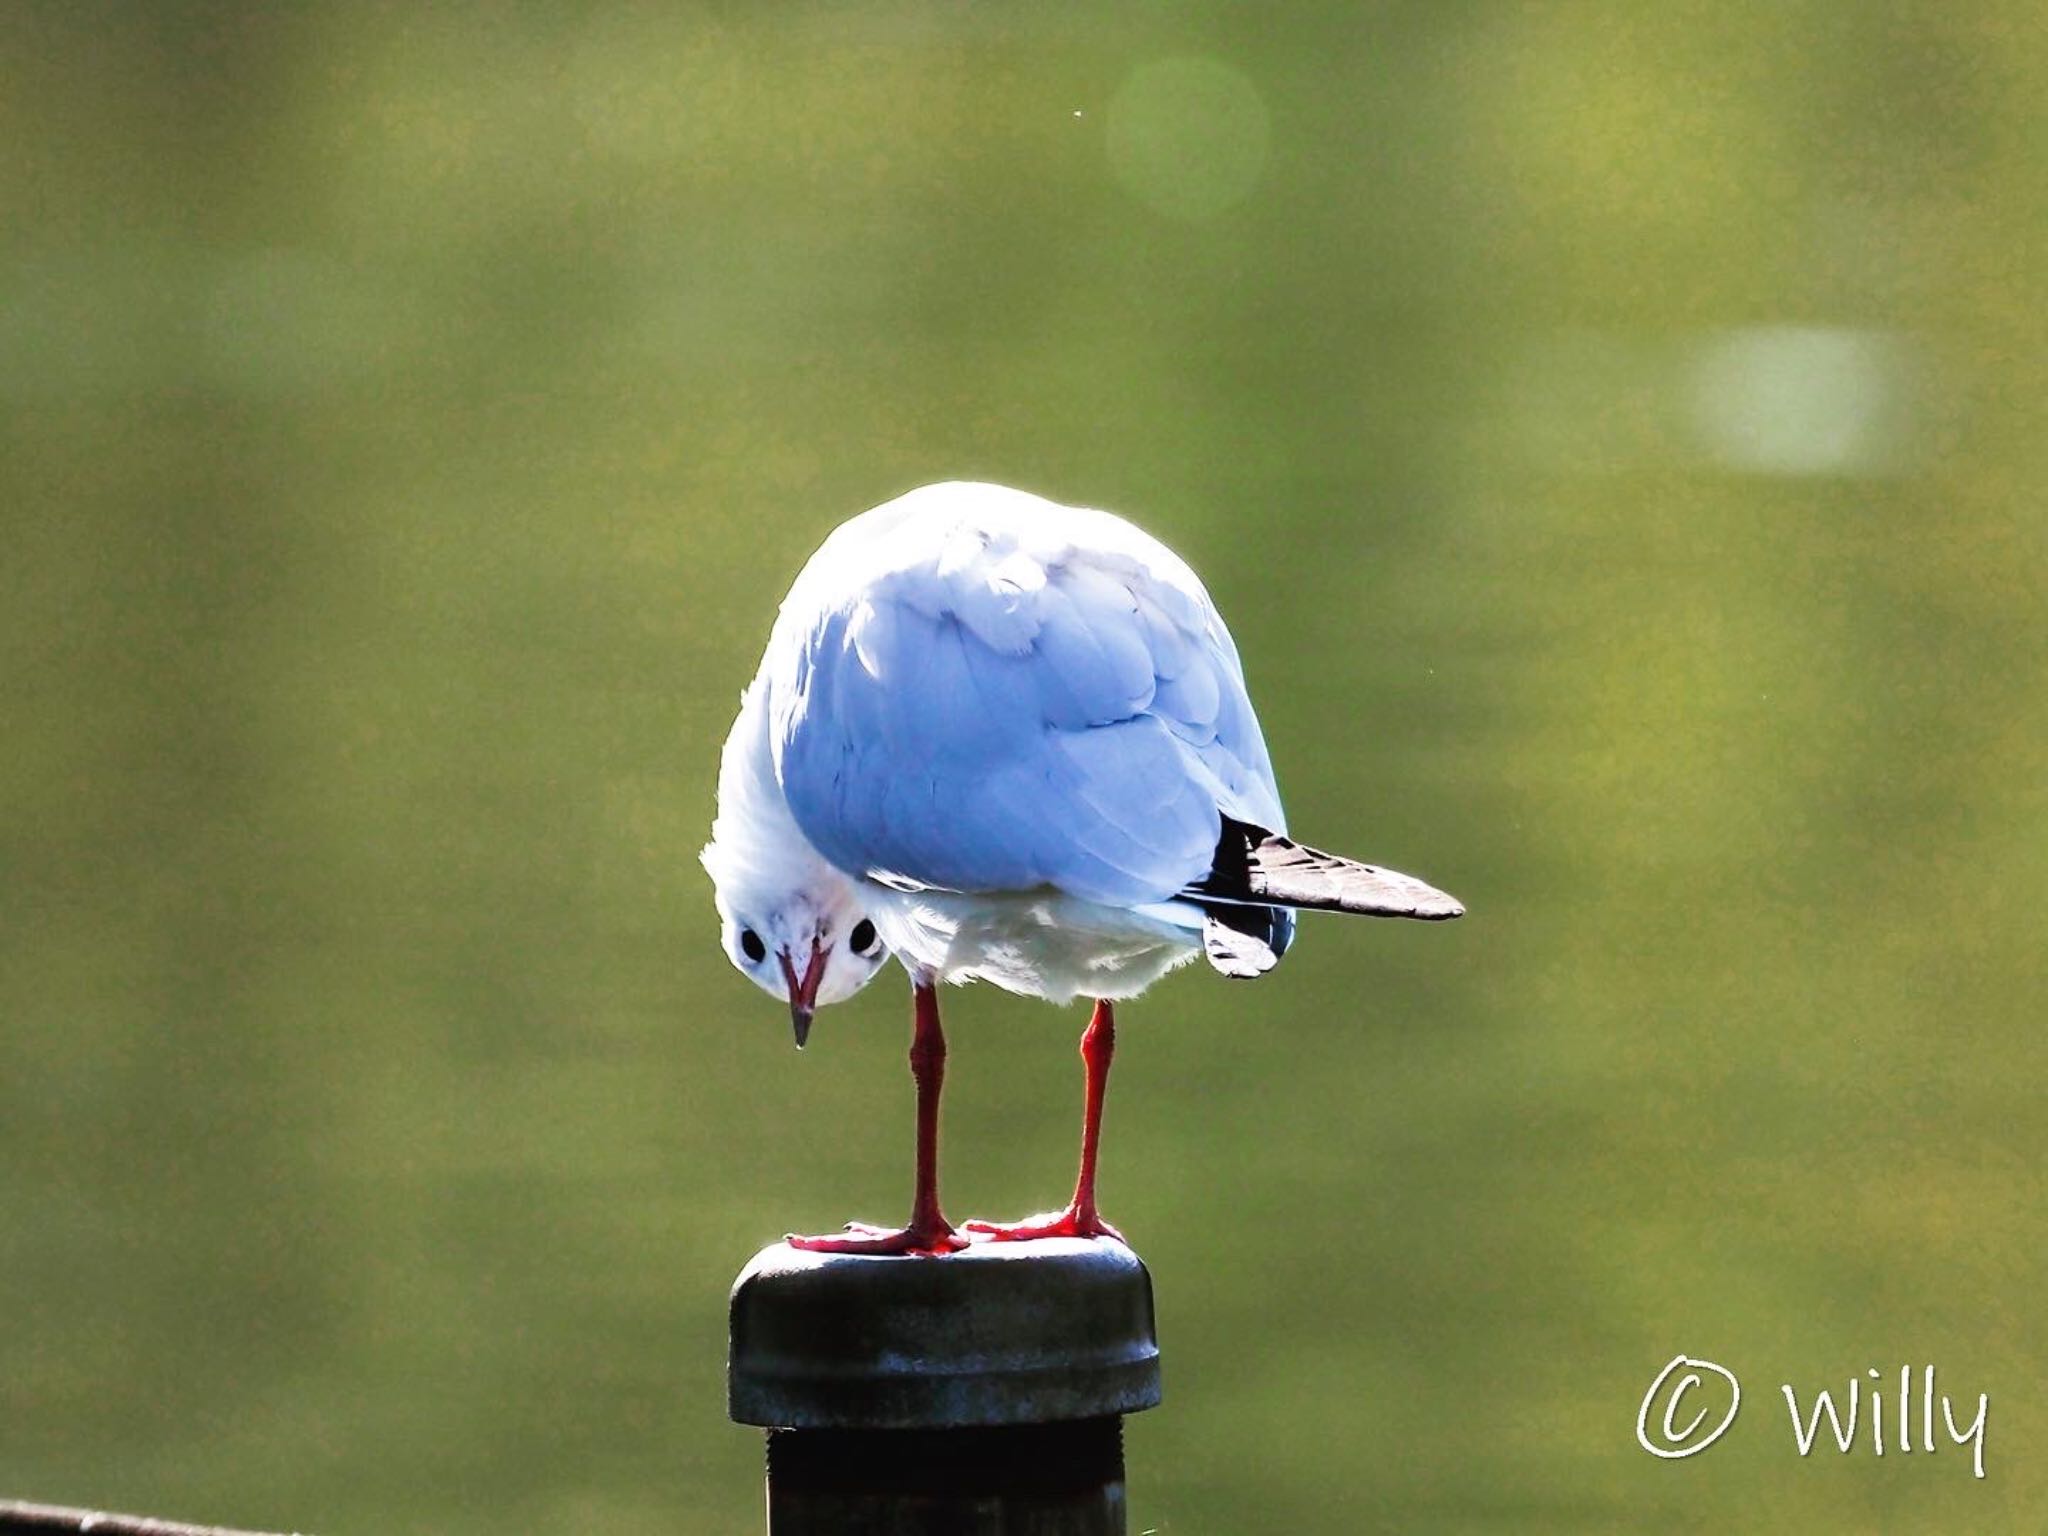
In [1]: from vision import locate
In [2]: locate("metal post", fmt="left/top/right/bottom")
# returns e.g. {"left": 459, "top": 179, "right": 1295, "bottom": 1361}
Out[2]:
{"left": 729, "top": 1237, "right": 1162, "bottom": 1534}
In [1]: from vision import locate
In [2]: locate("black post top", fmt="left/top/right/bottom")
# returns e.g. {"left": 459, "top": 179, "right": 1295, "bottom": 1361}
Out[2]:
{"left": 728, "top": 1236, "right": 1163, "bottom": 1431}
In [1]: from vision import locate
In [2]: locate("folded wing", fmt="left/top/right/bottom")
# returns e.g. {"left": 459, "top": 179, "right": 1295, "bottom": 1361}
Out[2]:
{"left": 769, "top": 487, "right": 1284, "bottom": 908}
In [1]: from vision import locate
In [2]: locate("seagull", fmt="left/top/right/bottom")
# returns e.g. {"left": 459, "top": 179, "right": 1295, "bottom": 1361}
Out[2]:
{"left": 702, "top": 481, "right": 1462, "bottom": 1255}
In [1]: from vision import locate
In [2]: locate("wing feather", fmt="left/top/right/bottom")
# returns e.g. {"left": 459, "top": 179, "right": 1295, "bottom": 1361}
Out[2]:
{"left": 770, "top": 484, "right": 1283, "bottom": 906}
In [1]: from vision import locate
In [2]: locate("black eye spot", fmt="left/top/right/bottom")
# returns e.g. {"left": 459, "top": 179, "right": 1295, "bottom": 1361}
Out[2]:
{"left": 849, "top": 918, "right": 880, "bottom": 956}
{"left": 739, "top": 929, "right": 766, "bottom": 963}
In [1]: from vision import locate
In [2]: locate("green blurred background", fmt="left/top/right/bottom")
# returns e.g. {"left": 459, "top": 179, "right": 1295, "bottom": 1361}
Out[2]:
{"left": 3, "top": 3, "right": 2043, "bottom": 1531}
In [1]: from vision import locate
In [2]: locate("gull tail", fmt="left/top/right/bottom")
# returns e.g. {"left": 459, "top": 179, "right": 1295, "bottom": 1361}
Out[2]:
{"left": 1188, "top": 816, "right": 1464, "bottom": 979}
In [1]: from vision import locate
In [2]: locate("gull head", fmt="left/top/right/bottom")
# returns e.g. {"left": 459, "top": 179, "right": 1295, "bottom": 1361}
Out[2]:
{"left": 704, "top": 675, "right": 891, "bottom": 1045}
{"left": 701, "top": 840, "right": 889, "bottom": 1048}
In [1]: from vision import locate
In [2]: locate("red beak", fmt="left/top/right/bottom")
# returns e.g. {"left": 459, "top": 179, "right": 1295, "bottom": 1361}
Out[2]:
{"left": 779, "top": 940, "right": 828, "bottom": 1049}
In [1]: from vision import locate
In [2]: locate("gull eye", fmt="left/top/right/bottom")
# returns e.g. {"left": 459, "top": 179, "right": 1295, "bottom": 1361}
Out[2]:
{"left": 849, "top": 918, "right": 880, "bottom": 957}
{"left": 739, "top": 928, "right": 766, "bottom": 963}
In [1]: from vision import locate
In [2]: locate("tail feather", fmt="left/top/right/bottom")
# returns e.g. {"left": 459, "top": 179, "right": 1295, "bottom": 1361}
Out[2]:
{"left": 1199, "top": 902, "right": 1294, "bottom": 979}
{"left": 1189, "top": 816, "right": 1465, "bottom": 923}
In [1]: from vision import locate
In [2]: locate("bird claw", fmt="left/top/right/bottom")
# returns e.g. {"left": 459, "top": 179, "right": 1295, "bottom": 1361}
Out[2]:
{"left": 786, "top": 1220, "right": 970, "bottom": 1256}
{"left": 962, "top": 1206, "right": 1124, "bottom": 1244}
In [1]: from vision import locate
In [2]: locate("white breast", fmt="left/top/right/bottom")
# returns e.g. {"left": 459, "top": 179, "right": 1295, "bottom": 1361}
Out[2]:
{"left": 860, "top": 881, "right": 1204, "bottom": 1005}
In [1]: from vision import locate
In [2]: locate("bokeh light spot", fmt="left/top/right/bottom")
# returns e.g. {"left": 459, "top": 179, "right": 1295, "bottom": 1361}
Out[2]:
{"left": 1688, "top": 326, "right": 1914, "bottom": 476}
{"left": 1106, "top": 57, "right": 1271, "bottom": 222}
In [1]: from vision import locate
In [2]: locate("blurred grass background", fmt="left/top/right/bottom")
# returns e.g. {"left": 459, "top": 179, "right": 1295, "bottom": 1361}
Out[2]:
{"left": 2, "top": 2, "right": 2043, "bottom": 1531}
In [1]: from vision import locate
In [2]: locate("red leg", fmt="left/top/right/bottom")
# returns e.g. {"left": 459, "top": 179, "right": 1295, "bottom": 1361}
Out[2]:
{"left": 788, "top": 979, "right": 967, "bottom": 1255}
{"left": 965, "top": 998, "right": 1124, "bottom": 1243}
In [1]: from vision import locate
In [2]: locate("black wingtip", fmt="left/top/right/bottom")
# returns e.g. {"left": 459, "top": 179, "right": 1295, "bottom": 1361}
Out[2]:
{"left": 1193, "top": 816, "right": 1465, "bottom": 922}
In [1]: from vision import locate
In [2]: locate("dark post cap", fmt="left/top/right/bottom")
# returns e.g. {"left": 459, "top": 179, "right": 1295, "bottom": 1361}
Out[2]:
{"left": 729, "top": 1237, "right": 1162, "bottom": 1430}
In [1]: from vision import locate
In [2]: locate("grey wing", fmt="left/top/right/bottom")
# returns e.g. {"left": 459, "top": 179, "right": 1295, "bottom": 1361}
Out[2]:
{"left": 771, "top": 540, "right": 1283, "bottom": 908}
